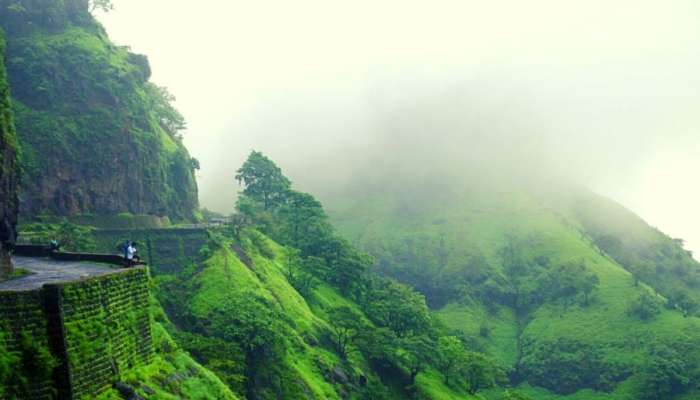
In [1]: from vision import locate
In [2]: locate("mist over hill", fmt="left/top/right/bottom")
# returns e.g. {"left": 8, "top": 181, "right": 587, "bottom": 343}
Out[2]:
{"left": 95, "top": 0, "right": 700, "bottom": 256}
{"left": 1, "top": 1, "right": 699, "bottom": 399}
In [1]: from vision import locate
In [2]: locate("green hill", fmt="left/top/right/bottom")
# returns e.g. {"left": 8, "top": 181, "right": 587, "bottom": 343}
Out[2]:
{"left": 0, "top": 0, "right": 199, "bottom": 221}
{"left": 326, "top": 183, "right": 700, "bottom": 399}
{"left": 15, "top": 149, "right": 700, "bottom": 399}
{"left": 153, "top": 229, "right": 471, "bottom": 400}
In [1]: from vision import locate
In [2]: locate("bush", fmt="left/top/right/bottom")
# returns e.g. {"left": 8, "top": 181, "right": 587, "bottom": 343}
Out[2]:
{"left": 637, "top": 344, "right": 694, "bottom": 400}
{"left": 519, "top": 338, "right": 629, "bottom": 394}
{"left": 628, "top": 291, "right": 662, "bottom": 321}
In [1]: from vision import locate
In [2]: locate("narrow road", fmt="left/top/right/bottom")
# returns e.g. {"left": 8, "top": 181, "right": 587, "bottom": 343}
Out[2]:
{"left": 0, "top": 256, "right": 123, "bottom": 292}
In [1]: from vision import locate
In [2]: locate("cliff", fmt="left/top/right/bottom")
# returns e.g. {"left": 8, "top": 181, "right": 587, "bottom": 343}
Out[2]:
{"left": 0, "top": 29, "right": 18, "bottom": 278}
{"left": 0, "top": 0, "right": 199, "bottom": 222}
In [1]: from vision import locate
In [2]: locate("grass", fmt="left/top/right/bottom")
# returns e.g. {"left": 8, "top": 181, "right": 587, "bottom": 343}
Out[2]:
{"left": 151, "top": 229, "right": 474, "bottom": 399}
{"left": 95, "top": 322, "right": 239, "bottom": 400}
{"left": 436, "top": 303, "right": 519, "bottom": 369}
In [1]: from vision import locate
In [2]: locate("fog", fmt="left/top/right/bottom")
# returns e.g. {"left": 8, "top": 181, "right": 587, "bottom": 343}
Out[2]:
{"left": 97, "top": 0, "right": 700, "bottom": 256}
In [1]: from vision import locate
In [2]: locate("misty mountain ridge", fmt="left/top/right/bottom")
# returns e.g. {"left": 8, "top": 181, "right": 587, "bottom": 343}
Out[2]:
{"left": 1, "top": 1, "right": 700, "bottom": 399}
{"left": 323, "top": 176, "right": 700, "bottom": 398}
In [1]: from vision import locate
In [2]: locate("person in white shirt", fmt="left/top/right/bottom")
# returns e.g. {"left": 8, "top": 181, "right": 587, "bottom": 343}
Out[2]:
{"left": 126, "top": 242, "right": 135, "bottom": 267}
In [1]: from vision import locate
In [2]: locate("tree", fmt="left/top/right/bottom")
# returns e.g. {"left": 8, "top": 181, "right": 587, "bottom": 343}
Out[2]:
{"left": 277, "top": 190, "right": 330, "bottom": 251}
{"left": 146, "top": 84, "right": 186, "bottom": 138}
{"left": 437, "top": 336, "right": 466, "bottom": 385}
{"left": 328, "top": 306, "right": 365, "bottom": 358}
{"left": 630, "top": 261, "right": 655, "bottom": 287}
{"left": 638, "top": 344, "right": 691, "bottom": 400}
{"left": 236, "top": 151, "right": 291, "bottom": 210}
{"left": 627, "top": 291, "right": 662, "bottom": 321}
{"left": 364, "top": 277, "right": 431, "bottom": 338}
{"left": 23, "top": 221, "right": 96, "bottom": 252}
{"left": 202, "top": 292, "right": 284, "bottom": 366}
{"left": 541, "top": 261, "right": 599, "bottom": 306}
{"left": 666, "top": 289, "right": 699, "bottom": 317}
{"left": 284, "top": 248, "right": 321, "bottom": 298}
{"left": 397, "top": 335, "right": 435, "bottom": 387}
{"left": 581, "top": 273, "right": 599, "bottom": 306}
{"left": 518, "top": 338, "right": 621, "bottom": 394}
{"left": 322, "top": 236, "right": 371, "bottom": 296}
{"left": 358, "top": 327, "right": 398, "bottom": 366}
{"left": 593, "top": 234, "right": 623, "bottom": 256}
{"left": 461, "top": 351, "right": 506, "bottom": 394}
{"left": 500, "top": 233, "right": 527, "bottom": 278}
{"left": 89, "top": 0, "right": 113, "bottom": 13}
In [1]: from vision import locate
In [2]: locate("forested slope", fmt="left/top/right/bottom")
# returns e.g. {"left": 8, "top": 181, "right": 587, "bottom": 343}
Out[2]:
{"left": 151, "top": 152, "right": 505, "bottom": 400}
{"left": 327, "top": 183, "right": 700, "bottom": 399}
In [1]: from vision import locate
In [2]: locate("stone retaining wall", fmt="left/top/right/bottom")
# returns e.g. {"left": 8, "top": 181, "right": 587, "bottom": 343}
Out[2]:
{"left": 0, "top": 266, "right": 153, "bottom": 399}
{"left": 92, "top": 228, "right": 208, "bottom": 274}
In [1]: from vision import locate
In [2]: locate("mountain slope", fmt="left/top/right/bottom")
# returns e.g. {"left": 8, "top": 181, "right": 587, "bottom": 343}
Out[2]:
{"left": 95, "top": 299, "right": 239, "bottom": 400}
{"left": 0, "top": 0, "right": 199, "bottom": 221}
{"left": 155, "top": 229, "right": 471, "bottom": 400}
{"left": 0, "top": 28, "right": 17, "bottom": 278}
{"left": 327, "top": 185, "right": 700, "bottom": 399}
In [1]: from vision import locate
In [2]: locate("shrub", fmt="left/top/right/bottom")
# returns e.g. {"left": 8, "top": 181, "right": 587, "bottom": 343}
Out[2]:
{"left": 628, "top": 291, "right": 662, "bottom": 321}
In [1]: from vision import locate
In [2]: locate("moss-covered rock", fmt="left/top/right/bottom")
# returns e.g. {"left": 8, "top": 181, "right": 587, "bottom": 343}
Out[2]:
{"left": 0, "top": 0, "right": 199, "bottom": 222}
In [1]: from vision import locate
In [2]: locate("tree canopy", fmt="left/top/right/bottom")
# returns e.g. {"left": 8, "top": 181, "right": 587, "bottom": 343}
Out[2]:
{"left": 236, "top": 151, "right": 291, "bottom": 210}
{"left": 89, "top": 0, "right": 113, "bottom": 13}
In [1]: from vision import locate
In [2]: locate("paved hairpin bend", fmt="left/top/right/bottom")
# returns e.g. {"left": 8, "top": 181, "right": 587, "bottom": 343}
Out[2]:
{"left": 0, "top": 256, "right": 121, "bottom": 291}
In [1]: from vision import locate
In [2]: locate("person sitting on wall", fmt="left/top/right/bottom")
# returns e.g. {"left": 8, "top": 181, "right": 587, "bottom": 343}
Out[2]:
{"left": 49, "top": 239, "right": 60, "bottom": 252}
{"left": 132, "top": 242, "right": 141, "bottom": 264}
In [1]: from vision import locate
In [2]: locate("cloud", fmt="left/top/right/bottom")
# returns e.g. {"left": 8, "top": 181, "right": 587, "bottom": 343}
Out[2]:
{"left": 97, "top": 0, "right": 700, "bottom": 255}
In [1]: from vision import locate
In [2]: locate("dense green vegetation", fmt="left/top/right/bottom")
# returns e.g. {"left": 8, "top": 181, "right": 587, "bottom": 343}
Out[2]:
{"left": 326, "top": 183, "right": 700, "bottom": 399}
{"left": 148, "top": 151, "right": 525, "bottom": 399}
{"left": 0, "top": 0, "right": 199, "bottom": 221}
{"left": 575, "top": 193, "right": 700, "bottom": 317}
{"left": 1, "top": 2, "right": 699, "bottom": 398}
{"left": 94, "top": 302, "right": 239, "bottom": 400}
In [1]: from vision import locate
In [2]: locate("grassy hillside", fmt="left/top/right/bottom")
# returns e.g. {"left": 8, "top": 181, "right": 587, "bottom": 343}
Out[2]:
{"left": 154, "top": 229, "right": 472, "bottom": 399}
{"left": 327, "top": 185, "right": 700, "bottom": 399}
{"left": 570, "top": 191, "right": 700, "bottom": 314}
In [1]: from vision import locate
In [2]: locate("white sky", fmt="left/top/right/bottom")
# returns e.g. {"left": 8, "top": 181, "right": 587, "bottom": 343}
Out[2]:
{"left": 97, "top": 1, "right": 700, "bottom": 258}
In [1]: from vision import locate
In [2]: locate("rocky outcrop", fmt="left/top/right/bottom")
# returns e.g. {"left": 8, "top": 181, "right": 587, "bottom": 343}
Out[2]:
{"left": 0, "top": 0, "right": 199, "bottom": 222}
{"left": 0, "top": 30, "right": 18, "bottom": 278}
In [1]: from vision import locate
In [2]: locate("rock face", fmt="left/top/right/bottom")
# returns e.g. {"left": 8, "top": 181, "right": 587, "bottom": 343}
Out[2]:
{"left": 0, "top": 0, "right": 199, "bottom": 221}
{"left": 0, "top": 30, "right": 18, "bottom": 278}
